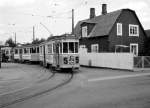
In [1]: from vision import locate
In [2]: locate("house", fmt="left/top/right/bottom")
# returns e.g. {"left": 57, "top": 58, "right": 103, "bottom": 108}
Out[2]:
{"left": 145, "top": 29, "right": 150, "bottom": 37}
{"left": 144, "top": 29, "right": 150, "bottom": 55}
{"left": 75, "top": 4, "right": 147, "bottom": 56}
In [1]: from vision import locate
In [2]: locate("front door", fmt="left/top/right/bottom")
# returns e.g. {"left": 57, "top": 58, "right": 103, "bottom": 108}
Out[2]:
{"left": 130, "top": 43, "right": 138, "bottom": 56}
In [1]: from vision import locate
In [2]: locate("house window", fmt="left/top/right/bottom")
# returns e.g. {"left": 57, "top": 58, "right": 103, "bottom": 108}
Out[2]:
{"left": 91, "top": 44, "right": 99, "bottom": 53}
{"left": 129, "top": 24, "right": 139, "bottom": 36}
{"left": 130, "top": 43, "right": 138, "bottom": 56}
{"left": 117, "top": 23, "right": 122, "bottom": 36}
{"left": 82, "top": 26, "right": 87, "bottom": 37}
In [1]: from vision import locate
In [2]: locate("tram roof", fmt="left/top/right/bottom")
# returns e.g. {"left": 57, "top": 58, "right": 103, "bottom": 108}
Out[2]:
{"left": 15, "top": 44, "right": 39, "bottom": 48}
{"left": 47, "top": 34, "right": 79, "bottom": 41}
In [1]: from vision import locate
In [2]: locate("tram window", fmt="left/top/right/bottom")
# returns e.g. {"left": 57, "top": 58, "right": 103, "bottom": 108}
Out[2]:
{"left": 19, "top": 49, "right": 22, "bottom": 54}
{"left": 63, "top": 42, "right": 68, "bottom": 53}
{"left": 56, "top": 44, "right": 59, "bottom": 53}
{"left": 40, "top": 46, "right": 42, "bottom": 54}
{"left": 53, "top": 43, "right": 56, "bottom": 53}
{"left": 26, "top": 48, "right": 30, "bottom": 54}
{"left": 60, "top": 43, "right": 62, "bottom": 53}
{"left": 37, "top": 47, "right": 39, "bottom": 53}
{"left": 30, "top": 48, "right": 32, "bottom": 53}
{"left": 48, "top": 44, "right": 52, "bottom": 54}
{"left": 24, "top": 48, "right": 26, "bottom": 54}
{"left": 15, "top": 49, "right": 18, "bottom": 54}
{"left": 32, "top": 47, "right": 36, "bottom": 53}
{"left": 69, "top": 42, "right": 74, "bottom": 53}
{"left": 75, "top": 42, "right": 78, "bottom": 53}
{"left": 6, "top": 50, "right": 9, "bottom": 54}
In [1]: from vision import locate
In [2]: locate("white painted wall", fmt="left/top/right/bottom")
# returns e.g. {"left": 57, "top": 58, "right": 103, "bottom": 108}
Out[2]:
{"left": 79, "top": 48, "right": 134, "bottom": 70}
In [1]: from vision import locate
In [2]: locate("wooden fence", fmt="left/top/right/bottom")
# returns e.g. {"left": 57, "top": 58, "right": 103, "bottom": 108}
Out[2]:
{"left": 134, "top": 56, "right": 150, "bottom": 68}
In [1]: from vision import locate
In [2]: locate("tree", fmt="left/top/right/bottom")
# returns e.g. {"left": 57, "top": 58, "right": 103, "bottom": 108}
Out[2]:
{"left": 32, "top": 38, "right": 46, "bottom": 44}
{"left": 5, "top": 38, "right": 16, "bottom": 47}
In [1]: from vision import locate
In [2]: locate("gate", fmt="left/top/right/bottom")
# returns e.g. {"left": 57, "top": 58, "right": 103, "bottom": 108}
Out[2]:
{"left": 134, "top": 56, "right": 150, "bottom": 68}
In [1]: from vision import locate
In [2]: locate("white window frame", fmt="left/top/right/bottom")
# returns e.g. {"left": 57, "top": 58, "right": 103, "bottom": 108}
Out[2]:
{"left": 129, "top": 24, "right": 139, "bottom": 37}
{"left": 117, "top": 23, "right": 122, "bottom": 36}
{"left": 91, "top": 44, "right": 99, "bottom": 53}
{"left": 82, "top": 26, "right": 88, "bottom": 37}
{"left": 130, "top": 43, "right": 138, "bottom": 56}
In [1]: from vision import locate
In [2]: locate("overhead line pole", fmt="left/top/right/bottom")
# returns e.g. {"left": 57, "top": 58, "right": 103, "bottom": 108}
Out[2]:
{"left": 72, "top": 9, "right": 74, "bottom": 35}
{"left": 15, "top": 32, "right": 16, "bottom": 45}
{"left": 33, "top": 26, "right": 35, "bottom": 41}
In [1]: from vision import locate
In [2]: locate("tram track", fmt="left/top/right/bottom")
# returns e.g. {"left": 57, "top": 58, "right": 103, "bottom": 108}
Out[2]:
{"left": 0, "top": 70, "right": 74, "bottom": 108}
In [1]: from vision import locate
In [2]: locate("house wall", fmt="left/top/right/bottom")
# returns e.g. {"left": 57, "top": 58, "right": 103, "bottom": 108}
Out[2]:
{"left": 79, "top": 36, "right": 109, "bottom": 52}
{"left": 109, "top": 10, "right": 146, "bottom": 55}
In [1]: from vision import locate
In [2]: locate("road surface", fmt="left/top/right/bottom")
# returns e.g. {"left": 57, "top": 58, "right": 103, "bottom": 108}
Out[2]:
{"left": 2, "top": 66, "right": 150, "bottom": 108}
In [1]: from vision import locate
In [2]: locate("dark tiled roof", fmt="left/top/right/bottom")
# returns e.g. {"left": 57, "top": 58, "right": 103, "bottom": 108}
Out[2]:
{"left": 75, "top": 9, "right": 123, "bottom": 37}
{"left": 145, "top": 30, "right": 150, "bottom": 37}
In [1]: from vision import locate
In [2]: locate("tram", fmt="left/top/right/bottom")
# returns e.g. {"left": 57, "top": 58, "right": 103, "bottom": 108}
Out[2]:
{"left": 40, "top": 34, "right": 79, "bottom": 70}
{"left": 14, "top": 44, "right": 40, "bottom": 63}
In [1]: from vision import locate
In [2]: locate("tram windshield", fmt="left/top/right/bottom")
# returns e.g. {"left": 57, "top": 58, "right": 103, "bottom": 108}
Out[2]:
{"left": 63, "top": 42, "right": 78, "bottom": 53}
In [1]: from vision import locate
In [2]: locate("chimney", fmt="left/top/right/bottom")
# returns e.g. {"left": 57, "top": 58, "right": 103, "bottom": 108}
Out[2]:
{"left": 102, "top": 4, "right": 107, "bottom": 15}
{"left": 90, "top": 8, "right": 95, "bottom": 19}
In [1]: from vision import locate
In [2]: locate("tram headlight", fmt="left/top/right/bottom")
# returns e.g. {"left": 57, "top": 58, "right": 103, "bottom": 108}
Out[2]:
{"left": 76, "top": 56, "right": 79, "bottom": 64}
{"left": 64, "top": 57, "right": 68, "bottom": 64}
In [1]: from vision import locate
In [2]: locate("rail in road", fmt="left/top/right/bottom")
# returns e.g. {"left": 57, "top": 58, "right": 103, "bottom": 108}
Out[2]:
{"left": 0, "top": 70, "right": 74, "bottom": 108}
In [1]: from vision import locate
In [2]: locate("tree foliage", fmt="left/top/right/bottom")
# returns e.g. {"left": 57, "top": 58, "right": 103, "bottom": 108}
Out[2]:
{"left": 32, "top": 38, "right": 46, "bottom": 44}
{"left": 5, "top": 38, "right": 16, "bottom": 47}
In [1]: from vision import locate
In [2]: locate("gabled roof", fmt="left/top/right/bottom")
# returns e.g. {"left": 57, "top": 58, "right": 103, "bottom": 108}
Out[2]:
{"left": 75, "top": 9, "right": 128, "bottom": 38}
{"left": 145, "top": 29, "right": 150, "bottom": 37}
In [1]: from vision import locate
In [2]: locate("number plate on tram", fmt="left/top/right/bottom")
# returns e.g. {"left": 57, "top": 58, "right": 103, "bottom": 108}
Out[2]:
{"left": 69, "top": 56, "right": 74, "bottom": 65}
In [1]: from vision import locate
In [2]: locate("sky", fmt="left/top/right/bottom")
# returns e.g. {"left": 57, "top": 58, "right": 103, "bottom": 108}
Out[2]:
{"left": 0, "top": 0, "right": 150, "bottom": 44}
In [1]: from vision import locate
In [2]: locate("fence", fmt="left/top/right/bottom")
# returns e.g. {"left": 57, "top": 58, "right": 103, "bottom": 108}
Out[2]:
{"left": 79, "top": 48, "right": 134, "bottom": 70}
{"left": 134, "top": 56, "right": 150, "bottom": 68}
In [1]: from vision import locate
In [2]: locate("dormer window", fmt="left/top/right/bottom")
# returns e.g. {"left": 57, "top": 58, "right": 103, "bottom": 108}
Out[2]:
{"left": 82, "top": 26, "right": 87, "bottom": 37}
{"left": 117, "top": 23, "right": 122, "bottom": 36}
{"left": 129, "top": 24, "right": 139, "bottom": 36}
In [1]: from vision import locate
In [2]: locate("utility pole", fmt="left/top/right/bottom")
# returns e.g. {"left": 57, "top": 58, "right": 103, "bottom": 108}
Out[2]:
{"left": 15, "top": 32, "right": 16, "bottom": 45}
{"left": 33, "top": 26, "right": 35, "bottom": 42}
{"left": 72, "top": 9, "right": 74, "bottom": 35}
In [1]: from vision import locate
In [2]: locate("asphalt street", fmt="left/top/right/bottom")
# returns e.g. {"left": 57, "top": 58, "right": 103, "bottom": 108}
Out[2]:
{"left": 2, "top": 66, "right": 150, "bottom": 108}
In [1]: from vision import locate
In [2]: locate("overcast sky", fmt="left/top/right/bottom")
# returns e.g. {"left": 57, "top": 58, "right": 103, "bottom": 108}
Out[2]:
{"left": 0, "top": 0, "right": 150, "bottom": 44}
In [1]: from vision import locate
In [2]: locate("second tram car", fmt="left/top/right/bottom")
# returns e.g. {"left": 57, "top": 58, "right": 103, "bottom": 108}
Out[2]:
{"left": 14, "top": 44, "right": 40, "bottom": 63}
{"left": 22, "top": 44, "right": 39, "bottom": 62}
